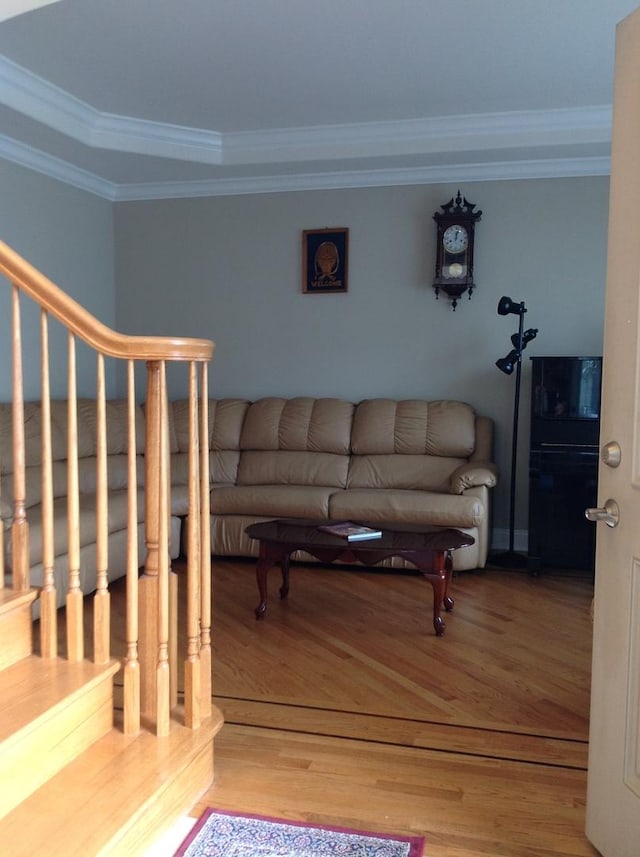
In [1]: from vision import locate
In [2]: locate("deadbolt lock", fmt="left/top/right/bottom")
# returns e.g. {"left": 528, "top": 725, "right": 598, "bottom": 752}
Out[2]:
{"left": 601, "top": 441, "right": 621, "bottom": 468}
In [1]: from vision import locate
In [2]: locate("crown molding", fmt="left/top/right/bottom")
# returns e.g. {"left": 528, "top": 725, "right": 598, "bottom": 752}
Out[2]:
{"left": 0, "top": 54, "right": 613, "bottom": 168}
{"left": 112, "top": 156, "right": 611, "bottom": 202}
{"left": 0, "top": 126, "right": 611, "bottom": 201}
{"left": 224, "top": 106, "right": 612, "bottom": 165}
{"left": 0, "top": 53, "right": 613, "bottom": 199}
{"left": 0, "top": 132, "right": 117, "bottom": 198}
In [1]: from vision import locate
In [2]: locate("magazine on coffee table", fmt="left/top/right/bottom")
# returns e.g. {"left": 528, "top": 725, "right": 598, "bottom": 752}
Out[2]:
{"left": 317, "top": 521, "right": 382, "bottom": 541}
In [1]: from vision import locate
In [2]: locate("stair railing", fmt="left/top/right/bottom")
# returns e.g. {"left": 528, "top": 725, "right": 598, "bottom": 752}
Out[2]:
{"left": 0, "top": 241, "right": 214, "bottom": 736}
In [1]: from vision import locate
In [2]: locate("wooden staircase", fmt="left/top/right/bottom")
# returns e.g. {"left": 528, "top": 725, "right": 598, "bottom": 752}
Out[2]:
{"left": 0, "top": 243, "right": 223, "bottom": 854}
{"left": 0, "top": 590, "right": 222, "bottom": 854}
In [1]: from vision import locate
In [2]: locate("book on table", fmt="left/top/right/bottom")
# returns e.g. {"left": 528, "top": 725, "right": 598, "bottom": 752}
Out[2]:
{"left": 318, "top": 521, "right": 383, "bottom": 541}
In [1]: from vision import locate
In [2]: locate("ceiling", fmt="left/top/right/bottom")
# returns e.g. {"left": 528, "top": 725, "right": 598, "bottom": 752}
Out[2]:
{"left": 0, "top": 0, "right": 638, "bottom": 201}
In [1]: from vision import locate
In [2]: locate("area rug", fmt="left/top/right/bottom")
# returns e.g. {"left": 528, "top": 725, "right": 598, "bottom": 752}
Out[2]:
{"left": 174, "top": 808, "right": 425, "bottom": 856}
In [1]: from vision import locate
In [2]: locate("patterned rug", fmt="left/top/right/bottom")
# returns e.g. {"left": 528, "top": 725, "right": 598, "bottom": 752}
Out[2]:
{"left": 174, "top": 808, "right": 425, "bottom": 856}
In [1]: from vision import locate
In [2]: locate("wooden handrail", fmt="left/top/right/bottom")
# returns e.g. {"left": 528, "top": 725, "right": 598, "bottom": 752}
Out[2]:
{"left": 2, "top": 240, "right": 216, "bottom": 739}
{"left": 0, "top": 241, "right": 214, "bottom": 362}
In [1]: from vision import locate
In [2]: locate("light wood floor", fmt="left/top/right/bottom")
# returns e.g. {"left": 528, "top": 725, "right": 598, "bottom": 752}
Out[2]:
{"left": 111, "top": 558, "right": 597, "bottom": 857}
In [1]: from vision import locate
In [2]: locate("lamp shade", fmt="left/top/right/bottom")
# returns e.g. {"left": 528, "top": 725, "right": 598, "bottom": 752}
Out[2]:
{"left": 497, "top": 296, "right": 526, "bottom": 316}
{"left": 496, "top": 349, "right": 520, "bottom": 374}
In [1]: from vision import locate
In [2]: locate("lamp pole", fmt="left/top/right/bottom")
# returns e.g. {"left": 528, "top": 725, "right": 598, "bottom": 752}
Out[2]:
{"left": 491, "top": 297, "right": 537, "bottom": 569}
{"left": 506, "top": 310, "right": 524, "bottom": 560}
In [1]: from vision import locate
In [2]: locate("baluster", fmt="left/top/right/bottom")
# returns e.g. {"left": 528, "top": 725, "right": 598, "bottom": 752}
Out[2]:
{"left": 11, "top": 286, "right": 29, "bottom": 592}
{"left": 199, "top": 365, "right": 212, "bottom": 716}
{"left": 124, "top": 359, "right": 141, "bottom": 735}
{"left": 169, "top": 408, "right": 178, "bottom": 712}
{"left": 39, "top": 309, "right": 57, "bottom": 658}
{"left": 94, "top": 354, "right": 110, "bottom": 664}
{"left": 140, "top": 359, "right": 175, "bottom": 727}
{"left": 185, "top": 361, "right": 201, "bottom": 728}
{"left": 156, "top": 362, "right": 171, "bottom": 736}
{"left": 140, "top": 361, "right": 161, "bottom": 719}
{"left": 66, "top": 333, "right": 83, "bottom": 661}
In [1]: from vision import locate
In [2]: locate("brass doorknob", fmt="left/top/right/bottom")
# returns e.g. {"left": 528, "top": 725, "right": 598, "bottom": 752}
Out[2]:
{"left": 585, "top": 499, "right": 620, "bottom": 528}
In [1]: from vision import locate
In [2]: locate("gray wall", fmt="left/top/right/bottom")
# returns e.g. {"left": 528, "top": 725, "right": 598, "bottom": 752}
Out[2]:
{"left": 114, "top": 176, "right": 609, "bottom": 544}
{"left": 0, "top": 160, "right": 116, "bottom": 399}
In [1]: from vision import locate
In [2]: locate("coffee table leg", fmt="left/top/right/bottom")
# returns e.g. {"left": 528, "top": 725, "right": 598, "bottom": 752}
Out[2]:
{"left": 254, "top": 543, "right": 291, "bottom": 620}
{"left": 429, "top": 576, "right": 447, "bottom": 636}
{"left": 254, "top": 555, "right": 271, "bottom": 620}
{"left": 443, "top": 550, "right": 455, "bottom": 613}
{"left": 416, "top": 550, "right": 452, "bottom": 636}
{"left": 279, "top": 555, "right": 290, "bottom": 600}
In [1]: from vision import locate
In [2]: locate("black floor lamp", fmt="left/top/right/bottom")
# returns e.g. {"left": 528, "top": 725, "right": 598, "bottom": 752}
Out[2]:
{"left": 491, "top": 296, "right": 538, "bottom": 569}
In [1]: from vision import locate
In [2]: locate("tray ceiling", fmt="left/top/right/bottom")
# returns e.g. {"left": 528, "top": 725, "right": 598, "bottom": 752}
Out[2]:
{"left": 0, "top": 0, "right": 637, "bottom": 199}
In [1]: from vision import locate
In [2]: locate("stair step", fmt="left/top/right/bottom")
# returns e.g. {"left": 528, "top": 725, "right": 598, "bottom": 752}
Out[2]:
{"left": 0, "top": 589, "right": 38, "bottom": 670}
{"left": 0, "top": 655, "right": 120, "bottom": 819}
{"left": 0, "top": 706, "right": 224, "bottom": 856}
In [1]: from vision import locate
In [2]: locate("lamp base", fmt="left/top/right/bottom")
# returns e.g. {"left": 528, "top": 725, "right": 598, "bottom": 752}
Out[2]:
{"left": 487, "top": 550, "right": 529, "bottom": 570}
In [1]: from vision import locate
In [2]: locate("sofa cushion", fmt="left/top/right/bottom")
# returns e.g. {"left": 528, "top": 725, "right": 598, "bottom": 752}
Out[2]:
{"left": 5, "top": 487, "right": 146, "bottom": 570}
{"left": 329, "top": 488, "right": 485, "bottom": 528}
{"left": 1, "top": 454, "right": 146, "bottom": 513}
{"left": 240, "top": 397, "right": 354, "bottom": 454}
{"left": 2, "top": 462, "right": 66, "bottom": 511}
{"left": 237, "top": 450, "right": 349, "bottom": 488}
{"left": 171, "top": 450, "right": 241, "bottom": 487}
{"left": 212, "top": 484, "right": 334, "bottom": 519}
{"left": 351, "top": 399, "right": 476, "bottom": 457}
{"left": 347, "top": 453, "right": 466, "bottom": 492}
{"left": 0, "top": 398, "right": 145, "bottom": 475}
{"left": 171, "top": 398, "right": 250, "bottom": 453}
{"left": 0, "top": 401, "right": 43, "bottom": 471}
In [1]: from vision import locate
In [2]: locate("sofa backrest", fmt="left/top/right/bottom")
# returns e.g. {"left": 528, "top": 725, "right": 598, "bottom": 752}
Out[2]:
{"left": 1, "top": 395, "right": 490, "bottom": 514}
{"left": 0, "top": 399, "right": 145, "bottom": 510}
{"left": 347, "top": 399, "right": 477, "bottom": 492}
{"left": 169, "top": 398, "right": 250, "bottom": 486}
{"left": 236, "top": 397, "right": 354, "bottom": 487}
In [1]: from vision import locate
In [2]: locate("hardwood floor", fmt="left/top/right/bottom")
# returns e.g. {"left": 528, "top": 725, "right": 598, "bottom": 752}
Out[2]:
{"left": 114, "top": 557, "right": 597, "bottom": 856}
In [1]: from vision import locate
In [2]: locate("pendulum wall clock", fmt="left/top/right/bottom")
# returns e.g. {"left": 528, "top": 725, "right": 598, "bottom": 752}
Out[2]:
{"left": 433, "top": 190, "right": 482, "bottom": 310}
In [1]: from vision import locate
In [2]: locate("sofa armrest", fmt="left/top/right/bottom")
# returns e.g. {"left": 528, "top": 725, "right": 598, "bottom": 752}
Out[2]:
{"left": 449, "top": 461, "right": 498, "bottom": 494}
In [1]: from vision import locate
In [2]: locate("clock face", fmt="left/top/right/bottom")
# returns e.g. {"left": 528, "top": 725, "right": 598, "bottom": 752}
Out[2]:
{"left": 442, "top": 224, "right": 468, "bottom": 254}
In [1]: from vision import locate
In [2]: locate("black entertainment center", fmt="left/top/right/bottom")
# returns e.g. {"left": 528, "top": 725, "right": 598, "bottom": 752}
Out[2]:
{"left": 528, "top": 356, "right": 602, "bottom": 574}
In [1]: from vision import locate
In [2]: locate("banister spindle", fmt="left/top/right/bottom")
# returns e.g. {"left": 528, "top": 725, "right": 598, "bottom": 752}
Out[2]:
{"left": 39, "top": 309, "right": 57, "bottom": 658}
{"left": 156, "top": 362, "right": 171, "bottom": 736}
{"left": 93, "top": 354, "right": 110, "bottom": 664}
{"left": 199, "top": 364, "right": 212, "bottom": 716}
{"left": 66, "top": 333, "right": 83, "bottom": 661}
{"left": 184, "top": 361, "right": 202, "bottom": 729}
{"left": 124, "top": 359, "right": 141, "bottom": 735}
{"left": 10, "top": 285, "right": 29, "bottom": 592}
{"left": 140, "top": 360, "right": 162, "bottom": 720}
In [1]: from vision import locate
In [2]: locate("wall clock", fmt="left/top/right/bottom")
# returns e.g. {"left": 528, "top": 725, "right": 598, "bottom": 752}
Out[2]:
{"left": 433, "top": 190, "right": 482, "bottom": 310}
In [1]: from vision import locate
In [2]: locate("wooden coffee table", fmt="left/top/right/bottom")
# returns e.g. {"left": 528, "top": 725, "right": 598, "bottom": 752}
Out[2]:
{"left": 245, "top": 518, "right": 474, "bottom": 636}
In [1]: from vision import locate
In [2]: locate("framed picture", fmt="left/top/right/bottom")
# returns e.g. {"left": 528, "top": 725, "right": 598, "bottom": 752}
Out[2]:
{"left": 302, "top": 227, "right": 349, "bottom": 293}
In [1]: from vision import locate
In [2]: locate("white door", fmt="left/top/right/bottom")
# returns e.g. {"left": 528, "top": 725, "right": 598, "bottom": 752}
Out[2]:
{"left": 586, "top": 7, "right": 640, "bottom": 856}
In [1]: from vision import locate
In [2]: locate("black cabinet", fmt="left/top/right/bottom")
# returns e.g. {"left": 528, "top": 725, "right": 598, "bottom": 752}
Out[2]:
{"left": 528, "top": 357, "right": 601, "bottom": 574}
{"left": 528, "top": 447, "right": 598, "bottom": 572}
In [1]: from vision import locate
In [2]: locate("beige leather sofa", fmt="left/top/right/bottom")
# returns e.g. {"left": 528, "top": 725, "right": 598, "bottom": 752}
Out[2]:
{"left": 1, "top": 396, "right": 497, "bottom": 604}
{"left": 198, "top": 397, "right": 497, "bottom": 571}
